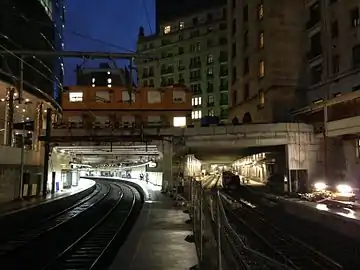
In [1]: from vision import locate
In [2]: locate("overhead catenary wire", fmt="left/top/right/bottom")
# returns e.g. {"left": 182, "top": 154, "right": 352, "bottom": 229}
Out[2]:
{"left": 141, "top": 0, "right": 153, "bottom": 34}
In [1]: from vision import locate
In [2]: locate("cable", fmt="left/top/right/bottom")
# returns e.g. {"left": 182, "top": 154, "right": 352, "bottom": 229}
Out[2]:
{"left": 141, "top": 0, "right": 153, "bottom": 34}
{"left": 0, "top": 33, "right": 62, "bottom": 88}
{"left": 8, "top": 10, "right": 136, "bottom": 53}
{"left": 0, "top": 43, "right": 60, "bottom": 89}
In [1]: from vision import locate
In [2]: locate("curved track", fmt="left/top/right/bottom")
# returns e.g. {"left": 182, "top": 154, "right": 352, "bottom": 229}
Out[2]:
{"left": 0, "top": 181, "right": 142, "bottom": 270}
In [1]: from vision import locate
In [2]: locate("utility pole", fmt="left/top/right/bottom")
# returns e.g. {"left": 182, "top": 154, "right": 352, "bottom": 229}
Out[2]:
{"left": 4, "top": 88, "right": 15, "bottom": 146}
{"left": 320, "top": 0, "right": 332, "bottom": 181}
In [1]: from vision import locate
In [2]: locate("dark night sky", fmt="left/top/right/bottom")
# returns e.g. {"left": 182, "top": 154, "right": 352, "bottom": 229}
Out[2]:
{"left": 63, "top": 0, "right": 155, "bottom": 85}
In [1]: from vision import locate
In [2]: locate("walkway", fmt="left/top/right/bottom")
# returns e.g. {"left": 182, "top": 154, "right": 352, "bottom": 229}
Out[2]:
{"left": 0, "top": 179, "right": 95, "bottom": 216}
{"left": 109, "top": 191, "right": 198, "bottom": 270}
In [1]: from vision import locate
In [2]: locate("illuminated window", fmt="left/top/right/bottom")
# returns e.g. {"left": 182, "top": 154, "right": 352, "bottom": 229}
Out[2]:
{"left": 259, "top": 31, "right": 264, "bottom": 49}
{"left": 191, "top": 110, "right": 202, "bottom": 119}
{"left": 69, "top": 92, "right": 83, "bottom": 102}
{"left": 259, "top": 60, "right": 265, "bottom": 78}
{"left": 258, "top": 3, "right": 264, "bottom": 20}
{"left": 173, "top": 116, "right": 186, "bottom": 127}
{"left": 191, "top": 97, "right": 202, "bottom": 106}
{"left": 179, "top": 22, "right": 185, "bottom": 30}
{"left": 356, "top": 139, "right": 360, "bottom": 158}
{"left": 164, "top": 25, "right": 171, "bottom": 34}
{"left": 258, "top": 90, "right": 265, "bottom": 107}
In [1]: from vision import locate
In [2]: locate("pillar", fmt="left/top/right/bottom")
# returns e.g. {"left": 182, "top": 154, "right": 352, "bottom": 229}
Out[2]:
{"left": 161, "top": 139, "right": 173, "bottom": 192}
{"left": 4, "top": 88, "right": 15, "bottom": 146}
{"left": 33, "top": 102, "right": 44, "bottom": 151}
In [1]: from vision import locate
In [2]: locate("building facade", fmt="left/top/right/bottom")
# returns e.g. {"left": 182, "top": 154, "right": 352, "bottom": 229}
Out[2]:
{"left": 155, "top": 0, "right": 226, "bottom": 32}
{"left": 76, "top": 63, "right": 132, "bottom": 87}
{"left": 292, "top": 0, "right": 360, "bottom": 186}
{"left": 0, "top": 0, "right": 65, "bottom": 104}
{"left": 227, "top": 0, "right": 305, "bottom": 123}
{"left": 136, "top": 5, "right": 229, "bottom": 123}
{"left": 60, "top": 84, "right": 192, "bottom": 128}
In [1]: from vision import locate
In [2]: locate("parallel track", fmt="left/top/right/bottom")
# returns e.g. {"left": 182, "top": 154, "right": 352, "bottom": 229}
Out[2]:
{"left": 224, "top": 191, "right": 342, "bottom": 270}
{"left": 0, "top": 182, "right": 133, "bottom": 270}
{"left": 45, "top": 184, "right": 141, "bottom": 270}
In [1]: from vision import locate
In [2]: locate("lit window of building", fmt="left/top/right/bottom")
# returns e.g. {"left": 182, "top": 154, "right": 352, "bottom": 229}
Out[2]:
{"left": 259, "top": 31, "right": 264, "bottom": 49}
{"left": 259, "top": 60, "right": 265, "bottom": 78}
{"left": 69, "top": 92, "right": 83, "bottom": 102}
{"left": 179, "top": 22, "right": 185, "bottom": 30}
{"left": 258, "top": 3, "right": 264, "bottom": 20}
{"left": 191, "top": 110, "right": 202, "bottom": 119}
{"left": 258, "top": 90, "right": 265, "bottom": 107}
{"left": 164, "top": 25, "right": 171, "bottom": 34}
{"left": 173, "top": 116, "right": 186, "bottom": 127}
{"left": 191, "top": 97, "right": 202, "bottom": 106}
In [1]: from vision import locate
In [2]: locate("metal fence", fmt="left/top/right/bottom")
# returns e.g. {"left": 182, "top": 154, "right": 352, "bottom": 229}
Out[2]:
{"left": 189, "top": 178, "right": 291, "bottom": 270}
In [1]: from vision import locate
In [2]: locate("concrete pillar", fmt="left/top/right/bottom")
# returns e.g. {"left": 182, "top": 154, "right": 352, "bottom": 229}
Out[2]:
{"left": 33, "top": 102, "right": 43, "bottom": 151}
{"left": 161, "top": 139, "right": 173, "bottom": 192}
{"left": 4, "top": 88, "right": 15, "bottom": 146}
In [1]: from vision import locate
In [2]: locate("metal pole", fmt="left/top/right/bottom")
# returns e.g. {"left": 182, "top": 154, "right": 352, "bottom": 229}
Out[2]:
{"left": 323, "top": 104, "right": 328, "bottom": 180}
{"left": 19, "top": 123, "right": 25, "bottom": 198}
{"left": 4, "top": 88, "right": 14, "bottom": 146}
{"left": 19, "top": 55, "right": 24, "bottom": 103}
{"left": 42, "top": 109, "right": 52, "bottom": 197}
{"left": 216, "top": 188, "right": 222, "bottom": 270}
{"left": 199, "top": 186, "right": 203, "bottom": 261}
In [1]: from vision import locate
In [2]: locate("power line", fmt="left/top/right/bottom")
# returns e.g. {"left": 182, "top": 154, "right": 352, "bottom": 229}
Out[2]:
{"left": 9, "top": 11, "right": 136, "bottom": 53}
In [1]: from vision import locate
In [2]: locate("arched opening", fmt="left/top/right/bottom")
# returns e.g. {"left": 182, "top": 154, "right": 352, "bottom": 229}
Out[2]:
{"left": 242, "top": 112, "right": 252, "bottom": 123}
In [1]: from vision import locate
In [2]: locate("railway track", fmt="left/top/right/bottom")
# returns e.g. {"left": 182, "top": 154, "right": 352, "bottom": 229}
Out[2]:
{"left": 0, "top": 181, "right": 141, "bottom": 270}
{"left": 223, "top": 195, "right": 342, "bottom": 270}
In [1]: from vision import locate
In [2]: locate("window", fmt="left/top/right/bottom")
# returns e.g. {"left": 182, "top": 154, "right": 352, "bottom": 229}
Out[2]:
{"left": 243, "top": 5, "right": 248, "bottom": 22}
{"left": 95, "top": 91, "right": 110, "bottom": 103}
{"left": 350, "top": 7, "right": 360, "bottom": 28}
{"left": 147, "top": 91, "right": 161, "bottom": 104}
{"left": 310, "top": 64, "right": 323, "bottom": 84}
{"left": 258, "top": 3, "right": 264, "bottom": 20}
{"left": 191, "top": 96, "right": 202, "bottom": 106}
{"left": 232, "top": 90, "right": 237, "bottom": 105}
{"left": 207, "top": 54, "right": 213, "bottom": 64}
{"left": 173, "top": 116, "right": 186, "bottom": 127}
{"left": 332, "top": 55, "right": 340, "bottom": 74}
{"left": 191, "top": 110, "right": 202, "bottom": 119}
{"left": 259, "top": 60, "right": 265, "bottom": 78}
{"left": 179, "top": 21, "right": 185, "bottom": 30}
{"left": 331, "top": 21, "right": 338, "bottom": 39}
{"left": 95, "top": 116, "right": 109, "bottom": 124}
{"left": 69, "top": 92, "right": 83, "bottom": 102}
{"left": 122, "top": 91, "right": 136, "bottom": 103}
{"left": 259, "top": 31, "right": 264, "bottom": 49}
{"left": 208, "top": 95, "right": 214, "bottom": 105}
{"left": 244, "top": 57, "right": 249, "bottom": 75}
{"left": 244, "top": 83, "right": 249, "bottom": 100}
{"left": 208, "top": 109, "right": 215, "bottom": 116}
{"left": 207, "top": 81, "right": 214, "bottom": 92}
{"left": 122, "top": 115, "right": 135, "bottom": 126}
{"left": 164, "top": 25, "right": 171, "bottom": 34}
{"left": 356, "top": 139, "right": 360, "bottom": 158}
{"left": 207, "top": 67, "right": 214, "bottom": 76}
{"left": 243, "top": 31, "right": 249, "bottom": 48}
{"left": 258, "top": 90, "right": 265, "bottom": 108}
{"left": 148, "top": 116, "right": 161, "bottom": 126}
{"left": 173, "top": 90, "right": 186, "bottom": 103}
{"left": 353, "top": 45, "right": 360, "bottom": 67}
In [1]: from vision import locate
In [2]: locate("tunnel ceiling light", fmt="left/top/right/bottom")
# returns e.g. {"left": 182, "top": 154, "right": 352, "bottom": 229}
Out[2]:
{"left": 16, "top": 105, "right": 19, "bottom": 108}
{"left": 0, "top": 98, "right": 4, "bottom": 102}
{"left": 25, "top": 98, "right": 30, "bottom": 102}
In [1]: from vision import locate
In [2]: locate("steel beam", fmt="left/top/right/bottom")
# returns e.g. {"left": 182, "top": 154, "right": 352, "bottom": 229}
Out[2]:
{"left": 0, "top": 50, "right": 156, "bottom": 60}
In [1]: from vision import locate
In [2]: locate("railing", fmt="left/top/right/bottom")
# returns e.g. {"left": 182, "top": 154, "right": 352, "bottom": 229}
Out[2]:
{"left": 189, "top": 179, "right": 290, "bottom": 269}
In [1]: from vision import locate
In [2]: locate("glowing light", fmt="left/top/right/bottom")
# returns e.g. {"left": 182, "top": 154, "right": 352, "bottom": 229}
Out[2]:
{"left": 173, "top": 116, "right": 186, "bottom": 127}
{"left": 336, "top": 184, "right": 353, "bottom": 194}
{"left": 314, "top": 182, "right": 328, "bottom": 191}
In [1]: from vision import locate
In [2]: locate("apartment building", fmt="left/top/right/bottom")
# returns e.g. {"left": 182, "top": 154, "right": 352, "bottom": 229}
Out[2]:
{"left": 136, "top": 6, "right": 230, "bottom": 122}
{"left": 227, "top": 0, "right": 305, "bottom": 123}
{"left": 292, "top": 1, "right": 360, "bottom": 185}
